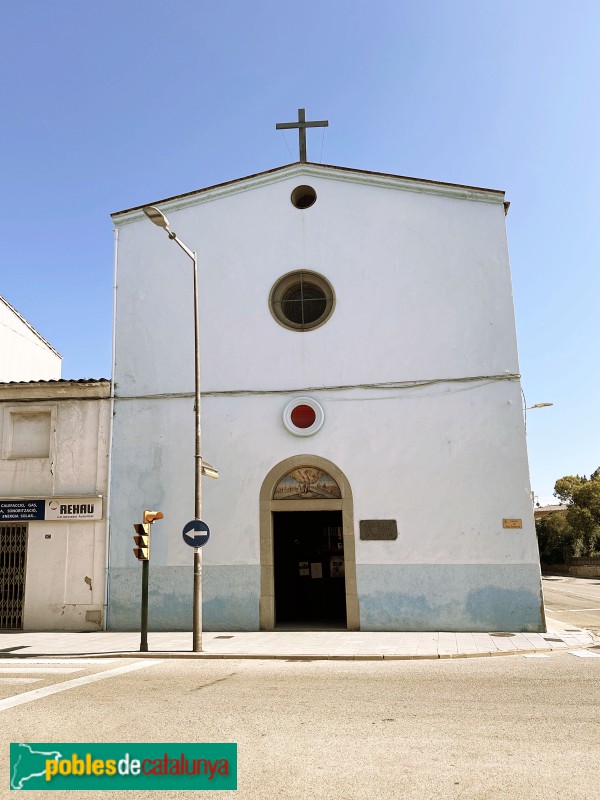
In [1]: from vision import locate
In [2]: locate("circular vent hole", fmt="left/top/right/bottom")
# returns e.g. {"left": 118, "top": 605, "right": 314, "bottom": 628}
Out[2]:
{"left": 291, "top": 185, "right": 317, "bottom": 209}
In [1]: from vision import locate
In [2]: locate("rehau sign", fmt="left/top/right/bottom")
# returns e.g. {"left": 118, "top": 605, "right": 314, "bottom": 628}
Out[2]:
{"left": 0, "top": 497, "right": 103, "bottom": 521}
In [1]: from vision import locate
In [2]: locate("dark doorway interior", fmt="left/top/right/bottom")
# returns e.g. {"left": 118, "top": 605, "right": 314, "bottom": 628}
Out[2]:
{"left": 274, "top": 511, "right": 346, "bottom": 629}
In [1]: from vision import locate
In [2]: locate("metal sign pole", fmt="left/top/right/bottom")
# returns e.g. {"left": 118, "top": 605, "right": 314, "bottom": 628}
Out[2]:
{"left": 140, "top": 559, "right": 149, "bottom": 653}
{"left": 192, "top": 250, "right": 203, "bottom": 653}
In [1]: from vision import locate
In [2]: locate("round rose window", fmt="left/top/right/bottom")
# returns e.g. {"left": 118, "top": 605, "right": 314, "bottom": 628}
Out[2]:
{"left": 269, "top": 270, "right": 335, "bottom": 332}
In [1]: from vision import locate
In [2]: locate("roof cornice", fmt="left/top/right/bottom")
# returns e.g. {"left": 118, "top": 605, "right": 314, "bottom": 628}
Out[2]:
{"left": 111, "top": 162, "right": 506, "bottom": 226}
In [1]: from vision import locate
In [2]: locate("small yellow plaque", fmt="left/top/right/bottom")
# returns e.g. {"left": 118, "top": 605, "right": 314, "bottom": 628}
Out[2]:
{"left": 503, "top": 518, "right": 522, "bottom": 529}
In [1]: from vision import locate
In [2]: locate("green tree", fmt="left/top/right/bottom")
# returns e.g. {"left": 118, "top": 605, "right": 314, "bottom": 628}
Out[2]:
{"left": 537, "top": 468, "right": 600, "bottom": 559}
{"left": 567, "top": 478, "right": 600, "bottom": 556}
{"left": 554, "top": 474, "right": 587, "bottom": 504}
{"left": 535, "top": 511, "right": 573, "bottom": 563}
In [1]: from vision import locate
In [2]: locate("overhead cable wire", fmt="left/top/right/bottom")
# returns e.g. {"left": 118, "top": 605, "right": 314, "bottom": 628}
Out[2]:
{"left": 7, "top": 373, "right": 520, "bottom": 404}
{"left": 113, "top": 372, "right": 521, "bottom": 402}
{"left": 280, "top": 130, "right": 294, "bottom": 161}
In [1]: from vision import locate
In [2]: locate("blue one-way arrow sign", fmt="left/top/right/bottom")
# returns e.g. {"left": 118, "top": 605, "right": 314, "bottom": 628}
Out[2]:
{"left": 182, "top": 519, "right": 210, "bottom": 548}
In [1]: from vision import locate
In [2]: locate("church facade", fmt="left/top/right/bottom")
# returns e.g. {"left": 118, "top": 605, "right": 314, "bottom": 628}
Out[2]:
{"left": 108, "top": 162, "right": 544, "bottom": 632}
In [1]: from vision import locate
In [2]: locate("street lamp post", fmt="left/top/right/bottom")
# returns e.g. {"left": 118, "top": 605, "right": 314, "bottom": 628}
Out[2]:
{"left": 143, "top": 205, "right": 203, "bottom": 652}
{"left": 523, "top": 402, "right": 553, "bottom": 435}
{"left": 524, "top": 402, "right": 554, "bottom": 506}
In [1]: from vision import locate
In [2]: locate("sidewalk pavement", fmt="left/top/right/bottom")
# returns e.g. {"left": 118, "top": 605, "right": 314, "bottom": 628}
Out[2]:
{"left": 0, "top": 619, "right": 596, "bottom": 661}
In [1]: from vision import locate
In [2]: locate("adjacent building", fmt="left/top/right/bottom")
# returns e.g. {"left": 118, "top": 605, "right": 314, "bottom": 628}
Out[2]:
{"left": 0, "top": 295, "right": 61, "bottom": 382}
{"left": 0, "top": 379, "right": 110, "bottom": 630}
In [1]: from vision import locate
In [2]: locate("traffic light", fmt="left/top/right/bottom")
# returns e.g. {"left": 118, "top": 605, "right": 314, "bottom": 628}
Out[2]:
{"left": 143, "top": 510, "right": 164, "bottom": 524}
{"left": 133, "top": 523, "right": 150, "bottom": 561}
{"left": 133, "top": 510, "right": 163, "bottom": 561}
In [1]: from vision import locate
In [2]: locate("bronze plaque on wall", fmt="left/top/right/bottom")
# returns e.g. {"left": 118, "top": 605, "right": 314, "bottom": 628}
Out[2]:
{"left": 359, "top": 520, "right": 398, "bottom": 541}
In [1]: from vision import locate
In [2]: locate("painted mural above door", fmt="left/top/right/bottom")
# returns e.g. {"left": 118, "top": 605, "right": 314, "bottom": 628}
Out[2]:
{"left": 273, "top": 467, "right": 342, "bottom": 500}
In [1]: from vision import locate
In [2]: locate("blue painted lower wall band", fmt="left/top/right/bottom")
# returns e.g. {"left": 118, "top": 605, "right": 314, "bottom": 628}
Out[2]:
{"left": 355, "top": 564, "right": 544, "bottom": 632}
{"left": 107, "top": 563, "right": 544, "bottom": 632}
{"left": 107, "top": 565, "right": 260, "bottom": 631}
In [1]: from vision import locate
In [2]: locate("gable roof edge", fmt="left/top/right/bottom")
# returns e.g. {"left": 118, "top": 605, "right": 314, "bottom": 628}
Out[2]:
{"left": 0, "top": 295, "right": 62, "bottom": 359}
{"left": 111, "top": 162, "right": 506, "bottom": 225}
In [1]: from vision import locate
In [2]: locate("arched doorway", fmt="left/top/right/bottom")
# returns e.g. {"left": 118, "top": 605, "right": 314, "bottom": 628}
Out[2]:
{"left": 259, "top": 455, "right": 359, "bottom": 630}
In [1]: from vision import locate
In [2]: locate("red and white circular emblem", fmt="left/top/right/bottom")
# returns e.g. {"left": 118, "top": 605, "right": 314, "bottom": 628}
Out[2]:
{"left": 283, "top": 397, "right": 324, "bottom": 436}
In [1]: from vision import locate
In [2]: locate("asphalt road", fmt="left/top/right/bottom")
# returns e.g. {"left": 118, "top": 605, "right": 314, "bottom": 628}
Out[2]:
{"left": 0, "top": 657, "right": 132, "bottom": 702}
{"left": 543, "top": 574, "right": 600, "bottom": 634}
{"left": 1, "top": 651, "right": 599, "bottom": 800}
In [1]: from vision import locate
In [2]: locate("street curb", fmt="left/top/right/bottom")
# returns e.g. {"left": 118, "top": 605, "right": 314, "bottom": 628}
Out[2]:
{"left": 12, "top": 645, "right": 597, "bottom": 662}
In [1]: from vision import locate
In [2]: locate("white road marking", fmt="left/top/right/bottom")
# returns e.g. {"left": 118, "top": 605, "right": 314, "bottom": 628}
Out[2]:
{"left": 552, "top": 608, "right": 600, "bottom": 613}
{"left": 0, "top": 658, "right": 119, "bottom": 665}
{"left": 569, "top": 650, "right": 600, "bottom": 658}
{"left": 0, "top": 668, "right": 84, "bottom": 674}
{"left": 523, "top": 654, "right": 551, "bottom": 658}
{"left": 0, "top": 660, "right": 162, "bottom": 712}
{"left": 546, "top": 589, "right": 600, "bottom": 602}
{"left": 0, "top": 678, "right": 43, "bottom": 684}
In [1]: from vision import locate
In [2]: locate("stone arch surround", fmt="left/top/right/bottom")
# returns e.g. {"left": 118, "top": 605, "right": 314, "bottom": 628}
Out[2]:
{"left": 259, "top": 454, "right": 359, "bottom": 630}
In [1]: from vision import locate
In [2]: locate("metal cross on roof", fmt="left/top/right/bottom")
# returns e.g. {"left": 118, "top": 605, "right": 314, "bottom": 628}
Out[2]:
{"left": 276, "top": 108, "right": 329, "bottom": 162}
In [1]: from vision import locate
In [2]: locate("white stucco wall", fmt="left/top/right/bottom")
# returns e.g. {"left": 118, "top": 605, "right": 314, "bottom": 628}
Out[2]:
{"left": 109, "top": 164, "right": 542, "bottom": 631}
{"left": 0, "top": 381, "right": 110, "bottom": 631}
{"left": 0, "top": 298, "right": 61, "bottom": 382}
{"left": 111, "top": 382, "right": 536, "bottom": 570}
{"left": 113, "top": 168, "right": 518, "bottom": 397}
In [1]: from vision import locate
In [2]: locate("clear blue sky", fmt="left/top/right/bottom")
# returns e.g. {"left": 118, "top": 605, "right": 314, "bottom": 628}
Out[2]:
{"left": 1, "top": 1, "right": 598, "bottom": 504}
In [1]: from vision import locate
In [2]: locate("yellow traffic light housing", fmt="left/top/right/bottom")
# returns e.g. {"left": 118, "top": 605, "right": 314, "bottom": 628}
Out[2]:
{"left": 133, "top": 523, "right": 150, "bottom": 560}
{"left": 143, "top": 510, "right": 164, "bottom": 524}
{"left": 133, "top": 511, "right": 163, "bottom": 561}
